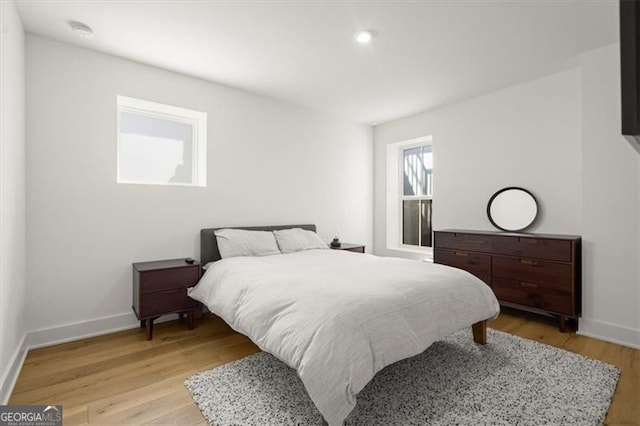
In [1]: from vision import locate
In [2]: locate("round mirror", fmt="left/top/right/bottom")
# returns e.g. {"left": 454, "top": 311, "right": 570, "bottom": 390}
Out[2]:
{"left": 487, "top": 187, "right": 538, "bottom": 232}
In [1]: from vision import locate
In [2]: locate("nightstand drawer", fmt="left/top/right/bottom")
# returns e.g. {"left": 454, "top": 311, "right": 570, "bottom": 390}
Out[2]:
{"left": 434, "top": 249, "right": 491, "bottom": 285}
{"left": 330, "top": 243, "right": 365, "bottom": 253}
{"left": 140, "top": 289, "right": 198, "bottom": 317}
{"left": 492, "top": 277, "right": 572, "bottom": 315}
{"left": 140, "top": 267, "right": 200, "bottom": 293}
{"left": 492, "top": 257, "right": 572, "bottom": 289}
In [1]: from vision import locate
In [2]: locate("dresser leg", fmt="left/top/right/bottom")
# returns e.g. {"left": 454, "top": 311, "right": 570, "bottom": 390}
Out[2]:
{"left": 558, "top": 315, "right": 570, "bottom": 333}
{"left": 178, "top": 312, "right": 184, "bottom": 321}
{"left": 140, "top": 319, "right": 146, "bottom": 328}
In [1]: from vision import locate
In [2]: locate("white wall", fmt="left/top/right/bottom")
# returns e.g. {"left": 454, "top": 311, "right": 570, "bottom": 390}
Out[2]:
{"left": 578, "top": 44, "right": 640, "bottom": 347}
{"left": 0, "top": 0, "right": 27, "bottom": 402}
{"left": 373, "top": 45, "right": 640, "bottom": 348}
{"left": 25, "top": 36, "right": 373, "bottom": 342}
{"left": 374, "top": 68, "right": 582, "bottom": 259}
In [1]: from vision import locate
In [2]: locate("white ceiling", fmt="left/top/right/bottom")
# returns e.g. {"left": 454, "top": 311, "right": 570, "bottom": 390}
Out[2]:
{"left": 15, "top": 0, "right": 618, "bottom": 124}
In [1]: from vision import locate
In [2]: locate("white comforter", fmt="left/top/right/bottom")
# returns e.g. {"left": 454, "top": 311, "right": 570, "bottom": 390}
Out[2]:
{"left": 188, "top": 249, "right": 499, "bottom": 425}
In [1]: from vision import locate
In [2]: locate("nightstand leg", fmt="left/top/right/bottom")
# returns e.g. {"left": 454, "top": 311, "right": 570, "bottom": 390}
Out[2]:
{"left": 146, "top": 318, "right": 154, "bottom": 340}
{"left": 140, "top": 319, "right": 146, "bottom": 328}
{"left": 187, "top": 311, "right": 194, "bottom": 330}
{"left": 178, "top": 312, "right": 184, "bottom": 321}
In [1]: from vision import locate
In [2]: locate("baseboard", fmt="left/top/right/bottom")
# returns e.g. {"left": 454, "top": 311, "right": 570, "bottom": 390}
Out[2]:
{"left": 577, "top": 317, "right": 640, "bottom": 350}
{"left": 1, "top": 332, "right": 28, "bottom": 405}
{"left": 26, "top": 311, "right": 181, "bottom": 349}
{"left": 26, "top": 312, "right": 138, "bottom": 349}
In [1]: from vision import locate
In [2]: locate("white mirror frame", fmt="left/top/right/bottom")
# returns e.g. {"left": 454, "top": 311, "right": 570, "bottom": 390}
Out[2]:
{"left": 487, "top": 187, "right": 538, "bottom": 232}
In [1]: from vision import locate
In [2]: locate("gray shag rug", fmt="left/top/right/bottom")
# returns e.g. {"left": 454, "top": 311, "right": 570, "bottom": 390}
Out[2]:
{"left": 185, "top": 329, "right": 620, "bottom": 426}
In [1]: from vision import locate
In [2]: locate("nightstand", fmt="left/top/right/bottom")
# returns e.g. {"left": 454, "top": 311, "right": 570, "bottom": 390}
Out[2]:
{"left": 132, "top": 258, "right": 201, "bottom": 340}
{"left": 330, "top": 243, "right": 365, "bottom": 253}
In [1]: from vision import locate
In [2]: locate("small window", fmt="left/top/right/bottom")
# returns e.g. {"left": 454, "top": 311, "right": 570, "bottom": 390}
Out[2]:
{"left": 401, "top": 144, "right": 433, "bottom": 247}
{"left": 117, "top": 96, "right": 207, "bottom": 187}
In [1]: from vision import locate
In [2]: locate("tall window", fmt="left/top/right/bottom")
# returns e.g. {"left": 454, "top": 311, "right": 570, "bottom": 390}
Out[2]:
{"left": 401, "top": 145, "right": 433, "bottom": 247}
{"left": 385, "top": 136, "right": 433, "bottom": 255}
{"left": 117, "top": 96, "right": 207, "bottom": 187}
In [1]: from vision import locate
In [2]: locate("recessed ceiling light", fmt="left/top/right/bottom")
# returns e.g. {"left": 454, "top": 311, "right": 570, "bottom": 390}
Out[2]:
{"left": 355, "top": 30, "right": 374, "bottom": 44}
{"left": 69, "top": 21, "right": 94, "bottom": 39}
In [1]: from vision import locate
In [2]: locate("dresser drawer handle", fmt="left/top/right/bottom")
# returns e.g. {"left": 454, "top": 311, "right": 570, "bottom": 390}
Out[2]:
{"left": 520, "top": 259, "right": 539, "bottom": 266}
{"left": 520, "top": 282, "right": 539, "bottom": 289}
{"left": 455, "top": 251, "right": 469, "bottom": 257}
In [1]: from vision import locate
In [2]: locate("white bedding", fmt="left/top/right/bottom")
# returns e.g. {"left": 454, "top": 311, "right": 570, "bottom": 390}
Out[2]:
{"left": 188, "top": 249, "right": 499, "bottom": 425}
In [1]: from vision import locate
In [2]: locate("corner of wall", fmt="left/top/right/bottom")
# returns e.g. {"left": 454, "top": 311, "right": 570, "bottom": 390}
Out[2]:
{"left": 578, "top": 42, "right": 640, "bottom": 349}
{"left": 0, "top": 0, "right": 28, "bottom": 404}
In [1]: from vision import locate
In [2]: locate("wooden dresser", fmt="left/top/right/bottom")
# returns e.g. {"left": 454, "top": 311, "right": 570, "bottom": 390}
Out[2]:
{"left": 434, "top": 229, "right": 581, "bottom": 332}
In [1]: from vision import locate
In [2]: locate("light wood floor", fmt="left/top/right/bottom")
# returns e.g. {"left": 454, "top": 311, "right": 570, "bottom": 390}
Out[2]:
{"left": 10, "top": 310, "right": 639, "bottom": 425}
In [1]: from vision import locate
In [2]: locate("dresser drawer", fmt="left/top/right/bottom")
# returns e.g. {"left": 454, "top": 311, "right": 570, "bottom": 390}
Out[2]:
{"left": 492, "top": 256, "right": 572, "bottom": 289}
{"left": 140, "top": 288, "right": 198, "bottom": 317}
{"left": 492, "top": 277, "right": 573, "bottom": 315}
{"left": 434, "top": 232, "right": 493, "bottom": 252}
{"left": 140, "top": 267, "right": 200, "bottom": 293}
{"left": 491, "top": 236, "right": 572, "bottom": 262}
{"left": 434, "top": 249, "right": 491, "bottom": 284}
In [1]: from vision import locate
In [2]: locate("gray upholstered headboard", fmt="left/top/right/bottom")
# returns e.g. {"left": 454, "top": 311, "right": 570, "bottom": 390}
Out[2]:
{"left": 200, "top": 224, "right": 317, "bottom": 266}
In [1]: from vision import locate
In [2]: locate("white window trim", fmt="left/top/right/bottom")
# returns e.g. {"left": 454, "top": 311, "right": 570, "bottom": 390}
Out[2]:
{"left": 386, "top": 135, "right": 433, "bottom": 258}
{"left": 117, "top": 95, "right": 207, "bottom": 187}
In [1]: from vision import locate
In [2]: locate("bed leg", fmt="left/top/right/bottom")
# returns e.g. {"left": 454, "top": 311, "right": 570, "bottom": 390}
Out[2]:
{"left": 472, "top": 320, "right": 487, "bottom": 345}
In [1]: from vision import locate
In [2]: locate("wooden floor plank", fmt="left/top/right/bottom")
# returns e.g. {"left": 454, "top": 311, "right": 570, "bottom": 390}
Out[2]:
{"left": 11, "top": 355, "right": 194, "bottom": 406}
{"left": 87, "top": 374, "right": 196, "bottom": 421}
{"left": 142, "top": 402, "right": 206, "bottom": 425}
{"left": 14, "top": 342, "right": 185, "bottom": 392}
{"left": 89, "top": 388, "right": 194, "bottom": 424}
{"left": 9, "top": 310, "right": 639, "bottom": 425}
{"left": 61, "top": 404, "right": 88, "bottom": 426}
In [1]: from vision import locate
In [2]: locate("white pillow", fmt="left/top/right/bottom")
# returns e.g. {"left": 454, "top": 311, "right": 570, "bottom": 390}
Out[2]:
{"left": 215, "top": 229, "right": 281, "bottom": 259}
{"left": 273, "top": 228, "right": 328, "bottom": 254}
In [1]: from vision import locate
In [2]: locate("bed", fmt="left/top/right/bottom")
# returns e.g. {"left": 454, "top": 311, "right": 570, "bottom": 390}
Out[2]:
{"left": 189, "top": 224, "right": 500, "bottom": 425}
